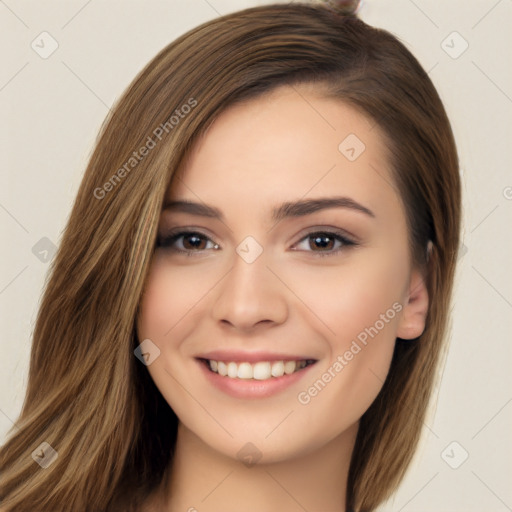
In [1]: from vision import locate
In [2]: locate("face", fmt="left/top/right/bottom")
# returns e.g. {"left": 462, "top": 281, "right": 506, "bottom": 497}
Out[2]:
{"left": 136, "top": 84, "right": 428, "bottom": 463}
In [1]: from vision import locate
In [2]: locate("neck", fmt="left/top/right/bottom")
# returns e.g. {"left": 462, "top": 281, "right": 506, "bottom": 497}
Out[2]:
{"left": 151, "top": 421, "right": 358, "bottom": 512}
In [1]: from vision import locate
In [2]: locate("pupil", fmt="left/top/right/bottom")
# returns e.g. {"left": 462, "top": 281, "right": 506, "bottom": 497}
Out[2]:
{"left": 312, "top": 234, "right": 333, "bottom": 250}
{"left": 185, "top": 235, "right": 204, "bottom": 250}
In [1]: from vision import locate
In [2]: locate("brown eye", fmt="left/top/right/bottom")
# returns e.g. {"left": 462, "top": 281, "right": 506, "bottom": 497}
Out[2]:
{"left": 308, "top": 233, "right": 336, "bottom": 251}
{"left": 157, "top": 231, "right": 219, "bottom": 254}
{"left": 292, "top": 230, "right": 356, "bottom": 257}
{"left": 181, "top": 233, "right": 208, "bottom": 250}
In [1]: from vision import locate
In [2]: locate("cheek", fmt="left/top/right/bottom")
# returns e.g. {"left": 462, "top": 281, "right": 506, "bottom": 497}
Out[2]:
{"left": 135, "top": 257, "right": 208, "bottom": 391}
{"left": 285, "top": 250, "right": 407, "bottom": 423}
{"left": 137, "top": 255, "right": 217, "bottom": 344}
{"left": 136, "top": 257, "right": 219, "bottom": 428}
{"left": 277, "top": 247, "right": 408, "bottom": 348}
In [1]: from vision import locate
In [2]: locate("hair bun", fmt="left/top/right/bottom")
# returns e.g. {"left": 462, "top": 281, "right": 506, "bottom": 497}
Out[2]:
{"left": 317, "top": 0, "right": 363, "bottom": 16}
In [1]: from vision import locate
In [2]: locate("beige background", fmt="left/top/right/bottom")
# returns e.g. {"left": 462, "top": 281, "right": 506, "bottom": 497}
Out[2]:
{"left": 1, "top": 1, "right": 511, "bottom": 510}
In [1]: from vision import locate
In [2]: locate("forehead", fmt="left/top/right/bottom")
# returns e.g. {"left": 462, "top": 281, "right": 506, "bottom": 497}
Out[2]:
{"left": 168, "top": 85, "right": 400, "bottom": 222}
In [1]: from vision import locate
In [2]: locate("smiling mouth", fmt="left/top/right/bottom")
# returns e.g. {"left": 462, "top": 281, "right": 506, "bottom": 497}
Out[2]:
{"left": 198, "top": 358, "right": 317, "bottom": 380}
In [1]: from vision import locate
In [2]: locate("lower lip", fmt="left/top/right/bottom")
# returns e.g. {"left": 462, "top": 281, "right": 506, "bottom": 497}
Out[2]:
{"left": 196, "top": 359, "right": 316, "bottom": 399}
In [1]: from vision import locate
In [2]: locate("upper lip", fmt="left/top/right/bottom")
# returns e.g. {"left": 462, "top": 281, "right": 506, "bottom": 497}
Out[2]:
{"left": 196, "top": 350, "right": 317, "bottom": 363}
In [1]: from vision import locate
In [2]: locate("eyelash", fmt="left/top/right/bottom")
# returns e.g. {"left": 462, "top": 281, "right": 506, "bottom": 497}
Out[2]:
{"left": 156, "top": 229, "right": 357, "bottom": 258}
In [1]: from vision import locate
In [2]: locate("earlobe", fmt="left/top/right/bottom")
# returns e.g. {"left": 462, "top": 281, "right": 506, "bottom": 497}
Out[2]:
{"left": 396, "top": 269, "right": 429, "bottom": 340}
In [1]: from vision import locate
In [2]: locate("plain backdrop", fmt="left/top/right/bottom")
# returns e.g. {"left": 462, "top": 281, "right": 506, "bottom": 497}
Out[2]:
{"left": 1, "top": 1, "right": 511, "bottom": 510}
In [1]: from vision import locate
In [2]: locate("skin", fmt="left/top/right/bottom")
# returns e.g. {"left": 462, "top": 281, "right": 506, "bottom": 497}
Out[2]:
{"left": 137, "top": 84, "right": 429, "bottom": 512}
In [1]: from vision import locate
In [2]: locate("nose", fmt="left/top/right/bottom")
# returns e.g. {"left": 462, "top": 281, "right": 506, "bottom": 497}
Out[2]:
{"left": 211, "top": 247, "right": 288, "bottom": 332}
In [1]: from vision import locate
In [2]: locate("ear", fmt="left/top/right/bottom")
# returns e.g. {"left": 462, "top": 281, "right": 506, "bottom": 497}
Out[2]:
{"left": 396, "top": 268, "right": 429, "bottom": 340}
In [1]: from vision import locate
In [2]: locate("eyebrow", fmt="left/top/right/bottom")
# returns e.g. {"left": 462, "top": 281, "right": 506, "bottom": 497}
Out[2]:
{"left": 162, "top": 196, "right": 375, "bottom": 223}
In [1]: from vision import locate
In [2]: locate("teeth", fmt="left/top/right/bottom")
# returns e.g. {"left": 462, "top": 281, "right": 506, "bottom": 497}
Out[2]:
{"left": 205, "top": 359, "right": 313, "bottom": 380}
{"left": 271, "top": 361, "right": 284, "bottom": 377}
{"left": 227, "top": 362, "right": 238, "bottom": 378}
{"left": 217, "top": 361, "right": 228, "bottom": 377}
{"left": 284, "top": 361, "right": 296, "bottom": 374}
{"left": 253, "top": 362, "right": 271, "bottom": 380}
{"left": 237, "top": 362, "right": 253, "bottom": 379}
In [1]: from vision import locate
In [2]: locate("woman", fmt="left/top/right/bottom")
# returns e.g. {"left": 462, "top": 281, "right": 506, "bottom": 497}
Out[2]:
{"left": 0, "top": 1, "right": 461, "bottom": 511}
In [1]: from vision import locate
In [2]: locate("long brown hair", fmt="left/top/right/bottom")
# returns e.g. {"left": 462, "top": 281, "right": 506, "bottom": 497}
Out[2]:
{"left": 0, "top": 2, "right": 461, "bottom": 511}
